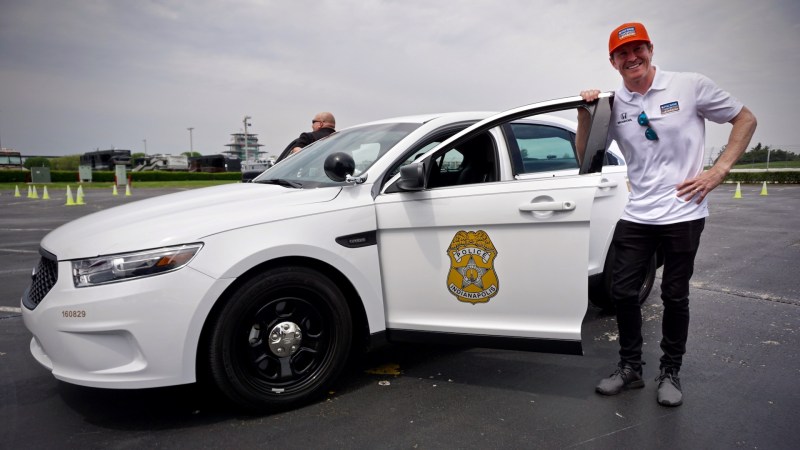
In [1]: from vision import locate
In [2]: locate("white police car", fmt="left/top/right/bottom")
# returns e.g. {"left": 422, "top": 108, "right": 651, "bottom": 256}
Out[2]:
{"left": 22, "top": 94, "right": 655, "bottom": 411}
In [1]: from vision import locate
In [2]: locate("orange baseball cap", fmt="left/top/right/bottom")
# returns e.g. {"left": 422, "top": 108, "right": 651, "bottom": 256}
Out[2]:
{"left": 608, "top": 22, "right": 651, "bottom": 55}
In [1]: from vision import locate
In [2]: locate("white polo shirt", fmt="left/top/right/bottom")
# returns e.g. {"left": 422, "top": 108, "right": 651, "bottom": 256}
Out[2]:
{"left": 609, "top": 66, "right": 743, "bottom": 225}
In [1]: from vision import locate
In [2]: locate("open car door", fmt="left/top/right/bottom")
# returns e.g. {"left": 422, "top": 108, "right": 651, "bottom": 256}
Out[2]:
{"left": 374, "top": 95, "right": 612, "bottom": 355}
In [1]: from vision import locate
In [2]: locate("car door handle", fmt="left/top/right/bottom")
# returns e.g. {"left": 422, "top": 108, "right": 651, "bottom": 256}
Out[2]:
{"left": 519, "top": 201, "right": 576, "bottom": 212}
{"left": 598, "top": 180, "right": 618, "bottom": 189}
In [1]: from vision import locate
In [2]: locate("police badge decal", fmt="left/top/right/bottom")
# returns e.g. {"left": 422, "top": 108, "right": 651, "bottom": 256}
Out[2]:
{"left": 446, "top": 230, "right": 499, "bottom": 304}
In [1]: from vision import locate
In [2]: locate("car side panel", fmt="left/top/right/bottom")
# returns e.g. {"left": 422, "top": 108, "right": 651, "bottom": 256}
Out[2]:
{"left": 375, "top": 174, "right": 599, "bottom": 341}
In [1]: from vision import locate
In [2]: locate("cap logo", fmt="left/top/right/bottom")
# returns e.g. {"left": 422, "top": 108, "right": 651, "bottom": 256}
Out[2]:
{"left": 618, "top": 26, "right": 637, "bottom": 40}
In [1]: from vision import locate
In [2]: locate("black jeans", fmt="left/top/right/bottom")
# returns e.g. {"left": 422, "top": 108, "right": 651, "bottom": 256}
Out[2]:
{"left": 611, "top": 218, "right": 705, "bottom": 372}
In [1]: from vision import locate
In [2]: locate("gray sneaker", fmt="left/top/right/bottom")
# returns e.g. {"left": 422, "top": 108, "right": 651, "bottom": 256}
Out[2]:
{"left": 656, "top": 368, "right": 683, "bottom": 406}
{"left": 596, "top": 363, "right": 645, "bottom": 395}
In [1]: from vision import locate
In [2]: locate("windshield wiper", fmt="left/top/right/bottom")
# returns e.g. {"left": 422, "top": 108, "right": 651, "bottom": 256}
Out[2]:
{"left": 256, "top": 178, "right": 303, "bottom": 188}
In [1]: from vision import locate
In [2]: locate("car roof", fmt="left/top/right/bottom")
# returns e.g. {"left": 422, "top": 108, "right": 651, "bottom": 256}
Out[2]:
{"left": 354, "top": 112, "right": 494, "bottom": 126}
{"left": 352, "top": 111, "right": 579, "bottom": 132}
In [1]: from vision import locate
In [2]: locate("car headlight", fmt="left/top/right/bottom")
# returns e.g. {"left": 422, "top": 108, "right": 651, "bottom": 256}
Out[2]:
{"left": 72, "top": 243, "right": 203, "bottom": 287}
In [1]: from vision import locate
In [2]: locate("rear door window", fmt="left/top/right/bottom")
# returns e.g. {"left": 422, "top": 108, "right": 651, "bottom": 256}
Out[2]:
{"left": 508, "top": 123, "right": 579, "bottom": 174}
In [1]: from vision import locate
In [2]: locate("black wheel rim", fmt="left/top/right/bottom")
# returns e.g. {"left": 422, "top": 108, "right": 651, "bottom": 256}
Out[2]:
{"left": 638, "top": 258, "right": 656, "bottom": 303}
{"left": 229, "top": 289, "right": 334, "bottom": 396}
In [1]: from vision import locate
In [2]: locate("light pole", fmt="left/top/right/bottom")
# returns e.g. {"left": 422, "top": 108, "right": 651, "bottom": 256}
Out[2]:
{"left": 187, "top": 127, "right": 194, "bottom": 156}
{"left": 766, "top": 147, "right": 771, "bottom": 170}
{"left": 143, "top": 139, "right": 148, "bottom": 157}
{"left": 243, "top": 116, "right": 251, "bottom": 161}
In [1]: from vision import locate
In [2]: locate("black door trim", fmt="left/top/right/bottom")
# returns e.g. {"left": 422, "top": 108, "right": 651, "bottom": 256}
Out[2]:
{"left": 386, "top": 329, "right": 582, "bottom": 355}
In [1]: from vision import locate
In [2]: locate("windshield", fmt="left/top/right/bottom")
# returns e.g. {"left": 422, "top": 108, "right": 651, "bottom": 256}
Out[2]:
{"left": 254, "top": 122, "right": 421, "bottom": 188}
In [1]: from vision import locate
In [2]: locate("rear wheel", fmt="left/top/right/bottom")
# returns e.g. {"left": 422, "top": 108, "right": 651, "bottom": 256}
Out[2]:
{"left": 207, "top": 266, "right": 352, "bottom": 412}
{"left": 589, "top": 246, "right": 656, "bottom": 311}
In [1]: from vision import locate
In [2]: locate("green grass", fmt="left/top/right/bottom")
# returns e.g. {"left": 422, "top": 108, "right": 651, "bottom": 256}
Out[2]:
{"left": 732, "top": 161, "right": 800, "bottom": 169}
{"left": 4, "top": 163, "right": 797, "bottom": 193}
{"left": 0, "top": 180, "right": 239, "bottom": 191}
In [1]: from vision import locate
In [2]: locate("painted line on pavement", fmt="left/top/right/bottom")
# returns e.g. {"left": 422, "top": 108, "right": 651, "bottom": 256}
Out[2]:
{"left": 0, "top": 248, "right": 38, "bottom": 254}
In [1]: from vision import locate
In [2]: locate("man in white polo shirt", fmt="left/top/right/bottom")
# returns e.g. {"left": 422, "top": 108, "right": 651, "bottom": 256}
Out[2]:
{"left": 578, "top": 22, "right": 757, "bottom": 406}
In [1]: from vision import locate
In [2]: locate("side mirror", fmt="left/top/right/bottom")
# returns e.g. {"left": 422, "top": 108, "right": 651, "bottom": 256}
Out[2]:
{"left": 324, "top": 152, "right": 356, "bottom": 182}
{"left": 397, "top": 162, "right": 425, "bottom": 191}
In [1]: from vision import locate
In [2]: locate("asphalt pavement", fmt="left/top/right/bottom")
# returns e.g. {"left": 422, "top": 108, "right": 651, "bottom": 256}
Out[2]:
{"left": 1, "top": 183, "right": 798, "bottom": 449}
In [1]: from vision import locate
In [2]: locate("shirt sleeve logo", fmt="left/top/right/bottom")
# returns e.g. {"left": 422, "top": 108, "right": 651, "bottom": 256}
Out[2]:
{"left": 446, "top": 230, "right": 499, "bottom": 304}
{"left": 660, "top": 101, "right": 680, "bottom": 115}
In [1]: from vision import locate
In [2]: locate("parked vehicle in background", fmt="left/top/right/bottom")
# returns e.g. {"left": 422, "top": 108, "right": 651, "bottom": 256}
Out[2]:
{"left": 241, "top": 158, "right": 275, "bottom": 182}
{"left": 80, "top": 149, "right": 132, "bottom": 170}
{"left": 0, "top": 150, "right": 23, "bottom": 169}
{"left": 189, "top": 154, "right": 241, "bottom": 173}
{"left": 22, "top": 94, "right": 655, "bottom": 412}
{"left": 133, "top": 154, "right": 189, "bottom": 172}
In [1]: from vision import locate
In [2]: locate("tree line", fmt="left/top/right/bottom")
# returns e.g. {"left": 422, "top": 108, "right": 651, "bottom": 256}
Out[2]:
{"left": 23, "top": 152, "right": 205, "bottom": 170}
{"left": 713, "top": 143, "right": 799, "bottom": 166}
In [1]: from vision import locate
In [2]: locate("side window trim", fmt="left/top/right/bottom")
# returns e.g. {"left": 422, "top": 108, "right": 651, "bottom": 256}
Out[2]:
{"left": 382, "top": 95, "right": 615, "bottom": 195}
{"left": 579, "top": 95, "right": 613, "bottom": 174}
{"left": 502, "top": 123, "right": 526, "bottom": 176}
{"left": 425, "top": 131, "right": 498, "bottom": 189}
{"left": 378, "top": 122, "right": 475, "bottom": 195}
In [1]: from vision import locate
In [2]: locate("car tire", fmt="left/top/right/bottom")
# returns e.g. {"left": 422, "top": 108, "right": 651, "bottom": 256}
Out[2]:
{"left": 588, "top": 246, "right": 656, "bottom": 311}
{"left": 207, "top": 266, "right": 352, "bottom": 412}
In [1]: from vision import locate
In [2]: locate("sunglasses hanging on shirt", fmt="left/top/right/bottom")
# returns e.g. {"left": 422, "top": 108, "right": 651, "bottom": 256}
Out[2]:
{"left": 638, "top": 111, "right": 659, "bottom": 141}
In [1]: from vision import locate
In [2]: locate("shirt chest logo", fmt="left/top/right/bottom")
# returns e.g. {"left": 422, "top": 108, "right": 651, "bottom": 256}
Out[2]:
{"left": 660, "top": 101, "right": 680, "bottom": 115}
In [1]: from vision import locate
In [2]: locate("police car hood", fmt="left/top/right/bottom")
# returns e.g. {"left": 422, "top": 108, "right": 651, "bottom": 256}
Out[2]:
{"left": 41, "top": 183, "right": 342, "bottom": 259}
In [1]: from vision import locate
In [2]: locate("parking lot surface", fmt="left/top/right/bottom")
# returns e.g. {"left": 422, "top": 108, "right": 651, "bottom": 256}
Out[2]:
{"left": 1, "top": 183, "right": 798, "bottom": 449}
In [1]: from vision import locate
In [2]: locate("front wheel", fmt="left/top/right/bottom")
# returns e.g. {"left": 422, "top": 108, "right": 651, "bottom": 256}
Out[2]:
{"left": 588, "top": 246, "right": 656, "bottom": 311}
{"left": 207, "top": 266, "right": 352, "bottom": 412}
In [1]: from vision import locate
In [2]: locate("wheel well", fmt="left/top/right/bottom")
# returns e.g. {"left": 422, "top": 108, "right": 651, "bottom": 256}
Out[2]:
{"left": 195, "top": 256, "right": 370, "bottom": 381}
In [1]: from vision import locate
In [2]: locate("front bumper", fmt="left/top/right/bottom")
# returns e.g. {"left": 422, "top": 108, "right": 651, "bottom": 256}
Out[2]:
{"left": 22, "top": 260, "right": 232, "bottom": 389}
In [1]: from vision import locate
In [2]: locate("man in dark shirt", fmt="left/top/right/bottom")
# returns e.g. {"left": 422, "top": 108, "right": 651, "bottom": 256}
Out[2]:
{"left": 277, "top": 112, "right": 336, "bottom": 162}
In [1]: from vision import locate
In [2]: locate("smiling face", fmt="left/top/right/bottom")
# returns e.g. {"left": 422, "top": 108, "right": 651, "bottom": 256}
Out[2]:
{"left": 609, "top": 41, "right": 655, "bottom": 93}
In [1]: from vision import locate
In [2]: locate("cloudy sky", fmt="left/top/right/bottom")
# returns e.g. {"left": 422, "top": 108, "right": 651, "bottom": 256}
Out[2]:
{"left": 1, "top": 0, "right": 798, "bottom": 161}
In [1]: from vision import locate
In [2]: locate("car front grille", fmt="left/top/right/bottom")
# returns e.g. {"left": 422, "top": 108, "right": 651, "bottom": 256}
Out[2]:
{"left": 23, "top": 249, "right": 59, "bottom": 310}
